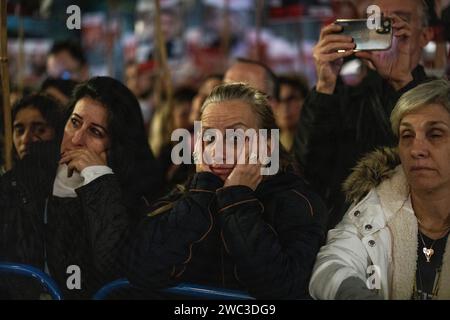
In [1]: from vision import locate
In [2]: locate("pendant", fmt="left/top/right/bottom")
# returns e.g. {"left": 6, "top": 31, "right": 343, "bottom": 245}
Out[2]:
{"left": 423, "top": 247, "right": 434, "bottom": 262}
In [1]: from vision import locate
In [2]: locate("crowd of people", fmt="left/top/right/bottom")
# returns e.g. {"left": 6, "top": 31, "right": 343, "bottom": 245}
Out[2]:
{"left": 0, "top": 0, "right": 449, "bottom": 300}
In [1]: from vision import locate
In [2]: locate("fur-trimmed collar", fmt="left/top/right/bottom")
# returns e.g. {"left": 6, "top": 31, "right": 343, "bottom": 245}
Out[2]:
{"left": 343, "top": 147, "right": 400, "bottom": 204}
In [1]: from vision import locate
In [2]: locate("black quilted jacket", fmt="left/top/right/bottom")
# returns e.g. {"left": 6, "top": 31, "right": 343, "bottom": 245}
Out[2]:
{"left": 126, "top": 171, "right": 328, "bottom": 299}
{"left": 0, "top": 142, "right": 131, "bottom": 299}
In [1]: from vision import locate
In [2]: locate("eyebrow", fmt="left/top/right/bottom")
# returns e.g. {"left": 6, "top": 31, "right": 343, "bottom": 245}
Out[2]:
{"left": 72, "top": 113, "right": 108, "bottom": 133}
{"left": 400, "top": 121, "right": 450, "bottom": 128}
{"left": 13, "top": 121, "right": 47, "bottom": 128}
{"left": 226, "top": 122, "right": 248, "bottom": 129}
{"left": 203, "top": 122, "right": 248, "bottom": 131}
{"left": 393, "top": 11, "right": 411, "bottom": 19}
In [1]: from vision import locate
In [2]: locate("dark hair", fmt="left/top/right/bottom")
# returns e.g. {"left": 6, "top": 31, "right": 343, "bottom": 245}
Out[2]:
{"left": 11, "top": 94, "right": 65, "bottom": 161}
{"left": 12, "top": 93, "right": 65, "bottom": 137}
{"left": 235, "top": 57, "right": 279, "bottom": 100}
{"left": 278, "top": 75, "right": 309, "bottom": 100}
{"left": 66, "top": 76, "right": 161, "bottom": 208}
{"left": 49, "top": 40, "right": 87, "bottom": 66}
{"left": 173, "top": 86, "right": 197, "bottom": 106}
{"left": 40, "top": 77, "right": 79, "bottom": 99}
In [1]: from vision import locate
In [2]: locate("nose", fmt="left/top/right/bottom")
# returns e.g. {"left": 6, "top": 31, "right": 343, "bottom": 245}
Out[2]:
{"left": 209, "top": 140, "right": 227, "bottom": 164}
{"left": 410, "top": 137, "right": 430, "bottom": 159}
{"left": 71, "top": 128, "right": 86, "bottom": 146}
{"left": 22, "top": 128, "right": 43, "bottom": 146}
{"left": 21, "top": 129, "right": 33, "bottom": 146}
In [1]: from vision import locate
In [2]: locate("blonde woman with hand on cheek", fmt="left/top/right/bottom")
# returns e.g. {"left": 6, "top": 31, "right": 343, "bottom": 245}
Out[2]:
{"left": 127, "top": 83, "right": 327, "bottom": 299}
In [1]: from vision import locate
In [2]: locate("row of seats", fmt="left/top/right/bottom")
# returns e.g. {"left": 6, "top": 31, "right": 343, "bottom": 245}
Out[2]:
{"left": 0, "top": 262, "right": 254, "bottom": 300}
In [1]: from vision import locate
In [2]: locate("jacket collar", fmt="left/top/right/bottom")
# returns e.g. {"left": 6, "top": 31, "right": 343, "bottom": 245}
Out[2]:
{"left": 256, "top": 170, "right": 304, "bottom": 198}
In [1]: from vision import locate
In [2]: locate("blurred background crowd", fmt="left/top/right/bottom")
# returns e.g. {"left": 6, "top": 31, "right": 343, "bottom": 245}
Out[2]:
{"left": 1, "top": 0, "right": 450, "bottom": 190}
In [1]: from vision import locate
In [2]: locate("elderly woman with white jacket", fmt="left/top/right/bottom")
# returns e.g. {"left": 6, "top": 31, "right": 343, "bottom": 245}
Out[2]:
{"left": 309, "top": 79, "right": 450, "bottom": 300}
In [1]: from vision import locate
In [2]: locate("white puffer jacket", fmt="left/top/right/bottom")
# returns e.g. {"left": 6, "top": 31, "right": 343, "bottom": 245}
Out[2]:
{"left": 309, "top": 148, "right": 450, "bottom": 300}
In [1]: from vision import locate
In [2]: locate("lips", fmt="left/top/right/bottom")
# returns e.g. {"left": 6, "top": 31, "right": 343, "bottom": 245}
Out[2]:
{"left": 210, "top": 166, "right": 233, "bottom": 176}
{"left": 410, "top": 165, "right": 435, "bottom": 172}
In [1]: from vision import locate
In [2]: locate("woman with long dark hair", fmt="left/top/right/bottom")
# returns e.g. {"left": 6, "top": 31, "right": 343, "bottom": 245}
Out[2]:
{"left": 1, "top": 76, "right": 161, "bottom": 299}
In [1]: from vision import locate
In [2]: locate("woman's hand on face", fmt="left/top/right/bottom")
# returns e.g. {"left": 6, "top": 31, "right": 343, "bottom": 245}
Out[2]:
{"left": 196, "top": 162, "right": 213, "bottom": 174}
{"left": 224, "top": 138, "right": 262, "bottom": 191}
{"left": 224, "top": 163, "right": 262, "bottom": 191}
{"left": 60, "top": 149, "right": 107, "bottom": 177}
{"left": 194, "top": 131, "right": 213, "bottom": 174}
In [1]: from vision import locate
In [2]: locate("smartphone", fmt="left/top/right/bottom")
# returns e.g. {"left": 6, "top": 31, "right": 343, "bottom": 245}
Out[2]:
{"left": 335, "top": 18, "right": 393, "bottom": 51}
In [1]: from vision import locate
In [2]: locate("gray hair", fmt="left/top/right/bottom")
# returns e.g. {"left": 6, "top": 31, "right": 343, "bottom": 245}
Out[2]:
{"left": 390, "top": 79, "right": 450, "bottom": 136}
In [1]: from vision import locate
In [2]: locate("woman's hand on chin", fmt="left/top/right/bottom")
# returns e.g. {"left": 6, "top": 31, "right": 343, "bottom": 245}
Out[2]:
{"left": 59, "top": 148, "right": 107, "bottom": 177}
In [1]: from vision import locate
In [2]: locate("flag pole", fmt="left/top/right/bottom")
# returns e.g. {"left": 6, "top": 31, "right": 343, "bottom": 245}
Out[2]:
{"left": 153, "top": 0, "right": 172, "bottom": 106}
{"left": 1, "top": 0, "right": 13, "bottom": 170}
{"left": 220, "top": 0, "right": 230, "bottom": 57}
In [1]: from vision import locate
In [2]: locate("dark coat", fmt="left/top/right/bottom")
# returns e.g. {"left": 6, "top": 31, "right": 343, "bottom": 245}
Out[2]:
{"left": 294, "top": 65, "right": 428, "bottom": 229}
{"left": 0, "top": 142, "right": 132, "bottom": 299}
{"left": 126, "top": 171, "right": 328, "bottom": 299}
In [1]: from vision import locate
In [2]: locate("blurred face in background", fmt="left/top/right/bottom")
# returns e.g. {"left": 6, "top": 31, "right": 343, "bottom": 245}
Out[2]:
{"left": 225, "top": 63, "right": 271, "bottom": 98}
{"left": 161, "top": 11, "right": 179, "bottom": 41}
{"left": 125, "top": 63, "right": 139, "bottom": 97}
{"left": 354, "top": 0, "right": 373, "bottom": 18}
{"left": 225, "top": 62, "right": 277, "bottom": 109}
{"left": 173, "top": 101, "right": 192, "bottom": 130}
{"left": 189, "top": 77, "right": 222, "bottom": 124}
{"left": 47, "top": 50, "right": 87, "bottom": 81}
{"left": 372, "top": 0, "right": 431, "bottom": 68}
{"left": 137, "top": 70, "right": 155, "bottom": 99}
{"left": 273, "top": 83, "right": 304, "bottom": 131}
{"left": 13, "top": 107, "right": 55, "bottom": 159}
{"left": 332, "top": 0, "right": 358, "bottom": 19}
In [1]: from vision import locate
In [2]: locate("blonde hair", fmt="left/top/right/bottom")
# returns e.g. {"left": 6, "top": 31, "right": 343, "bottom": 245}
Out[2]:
{"left": 202, "top": 82, "right": 276, "bottom": 130}
{"left": 390, "top": 79, "right": 450, "bottom": 137}
{"left": 201, "top": 82, "right": 294, "bottom": 172}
